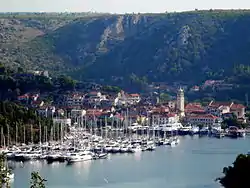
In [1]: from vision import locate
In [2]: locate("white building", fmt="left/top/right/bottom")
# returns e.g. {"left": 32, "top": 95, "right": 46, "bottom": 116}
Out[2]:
{"left": 66, "top": 94, "right": 84, "bottom": 106}
{"left": 176, "top": 88, "right": 185, "bottom": 117}
{"left": 53, "top": 118, "right": 71, "bottom": 127}
{"left": 37, "top": 106, "right": 55, "bottom": 117}
{"left": 71, "top": 109, "right": 86, "bottom": 118}
{"left": 152, "top": 113, "right": 179, "bottom": 126}
{"left": 115, "top": 91, "right": 141, "bottom": 106}
{"left": 187, "top": 114, "right": 222, "bottom": 126}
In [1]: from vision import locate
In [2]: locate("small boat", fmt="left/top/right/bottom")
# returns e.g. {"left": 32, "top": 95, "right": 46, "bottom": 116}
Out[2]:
{"left": 167, "top": 139, "right": 176, "bottom": 147}
{"left": 104, "top": 145, "right": 113, "bottom": 153}
{"left": 199, "top": 126, "right": 209, "bottom": 135}
{"left": 174, "top": 137, "right": 180, "bottom": 145}
{"left": 146, "top": 144, "right": 156, "bottom": 151}
{"left": 130, "top": 145, "right": 142, "bottom": 153}
{"left": 111, "top": 145, "right": 121, "bottom": 153}
{"left": 141, "top": 146, "right": 147, "bottom": 152}
{"left": 67, "top": 151, "right": 93, "bottom": 163}
{"left": 46, "top": 152, "right": 62, "bottom": 163}
{"left": 120, "top": 145, "right": 129, "bottom": 153}
{"left": 178, "top": 126, "right": 192, "bottom": 135}
{"left": 93, "top": 152, "right": 108, "bottom": 160}
{"left": 190, "top": 126, "right": 199, "bottom": 135}
{"left": 97, "top": 153, "right": 108, "bottom": 159}
{"left": 163, "top": 138, "right": 170, "bottom": 145}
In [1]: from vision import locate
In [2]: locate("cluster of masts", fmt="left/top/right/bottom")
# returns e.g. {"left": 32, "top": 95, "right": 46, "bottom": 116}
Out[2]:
{"left": 1, "top": 119, "right": 181, "bottom": 165}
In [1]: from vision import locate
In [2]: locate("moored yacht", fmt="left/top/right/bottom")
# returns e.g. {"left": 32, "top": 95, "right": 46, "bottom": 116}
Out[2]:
{"left": 67, "top": 151, "right": 93, "bottom": 163}
{"left": 178, "top": 126, "right": 192, "bottom": 135}
{"left": 130, "top": 144, "right": 142, "bottom": 153}
{"left": 120, "top": 145, "right": 129, "bottom": 153}
{"left": 190, "top": 126, "right": 199, "bottom": 135}
{"left": 104, "top": 145, "right": 113, "bottom": 153}
{"left": 111, "top": 144, "right": 121, "bottom": 153}
{"left": 46, "top": 152, "right": 62, "bottom": 163}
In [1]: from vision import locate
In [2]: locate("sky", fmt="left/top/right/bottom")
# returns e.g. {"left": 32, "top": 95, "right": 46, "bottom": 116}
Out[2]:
{"left": 0, "top": 0, "right": 250, "bottom": 13}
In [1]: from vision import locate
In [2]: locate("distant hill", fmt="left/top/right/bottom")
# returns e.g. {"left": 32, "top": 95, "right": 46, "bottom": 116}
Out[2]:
{"left": 2, "top": 10, "right": 250, "bottom": 88}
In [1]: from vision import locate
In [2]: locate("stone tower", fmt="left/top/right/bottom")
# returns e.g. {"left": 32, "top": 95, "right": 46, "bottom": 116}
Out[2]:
{"left": 176, "top": 88, "right": 185, "bottom": 117}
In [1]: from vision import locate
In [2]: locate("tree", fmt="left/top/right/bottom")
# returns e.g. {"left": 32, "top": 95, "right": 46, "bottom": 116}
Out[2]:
{"left": 222, "top": 114, "right": 244, "bottom": 129}
{"left": 0, "top": 154, "right": 11, "bottom": 188}
{"left": 159, "top": 93, "right": 170, "bottom": 103}
{"left": 217, "top": 154, "right": 250, "bottom": 188}
{"left": 30, "top": 171, "right": 46, "bottom": 188}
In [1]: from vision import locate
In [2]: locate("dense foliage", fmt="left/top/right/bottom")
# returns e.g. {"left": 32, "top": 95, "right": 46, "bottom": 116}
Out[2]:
{"left": 217, "top": 154, "right": 250, "bottom": 188}
{"left": 0, "top": 63, "right": 76, "bottom": 100}
{"left": 2, "top": 11, "right": 250, "bottom": 96}
{"left": 30, "top": 171, "right": 46, "bottom": 188}
{"left": 0, "top": 101, "right": 54, "bottom": 145}
{"left": 0, "top": 154, "right": 11, "bottom": 188}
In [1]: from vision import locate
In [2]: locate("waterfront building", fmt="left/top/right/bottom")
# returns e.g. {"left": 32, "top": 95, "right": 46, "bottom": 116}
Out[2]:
{"left": 186, "top": 114, "right": 222, "bottom": 126}
{"left": 230, "top": 104, "right": 245, "bottom": 119}
{"left": 206, "top": 101, "right": 246, "bottom": 119}
{"left": 205, "top": 101, "right": 232, "bottom": 117}
{"left": 151, "top": 113, "right": 179, "bottom": 126}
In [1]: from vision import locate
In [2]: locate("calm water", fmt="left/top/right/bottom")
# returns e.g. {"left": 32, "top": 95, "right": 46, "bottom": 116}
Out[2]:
{"left": 11, "top": 136, "right": 250, "bottom": 188}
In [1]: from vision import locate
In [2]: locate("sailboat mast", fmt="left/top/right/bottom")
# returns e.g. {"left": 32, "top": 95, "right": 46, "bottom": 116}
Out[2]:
{"left": 16, "top": 122, "right": 18, "bottom": 145}
{"left": 7, "top": 123, "right": 10, "bottom": 147}
{"left": 31, "top": 124, "right": 33, "bottom": 144}
{"left": 1, "top": 127, "right": 4, "bottom": 147}
{"left": 24, "top": 125, "right": 26, "bottom": 144}
{"left": 39, "top": 121, "right": 42, "bottom": 145}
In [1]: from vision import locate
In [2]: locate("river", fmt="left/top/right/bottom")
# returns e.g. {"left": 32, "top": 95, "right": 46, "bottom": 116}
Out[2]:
{"left": 11, "top": 136, "right": 250, "bottom": 188}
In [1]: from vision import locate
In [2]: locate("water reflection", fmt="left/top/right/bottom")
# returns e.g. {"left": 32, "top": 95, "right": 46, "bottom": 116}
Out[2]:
{"left": 69, "top": 160, "right": 92, "bottom": 181}
{"left": 12, "top": 137, "right": 250, "bottom": 188}
{"left": 134, "top": 152, "right": 142, "bottom": 161}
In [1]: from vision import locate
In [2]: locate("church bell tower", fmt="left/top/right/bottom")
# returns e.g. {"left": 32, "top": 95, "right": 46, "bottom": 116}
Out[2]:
{"left": 177, "top": 88, "right": 185, "bottom": 117}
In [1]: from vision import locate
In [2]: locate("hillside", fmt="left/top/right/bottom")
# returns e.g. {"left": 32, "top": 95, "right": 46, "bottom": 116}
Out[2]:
{"left": 2, "top": 11, "right": 250, "bottom": 87}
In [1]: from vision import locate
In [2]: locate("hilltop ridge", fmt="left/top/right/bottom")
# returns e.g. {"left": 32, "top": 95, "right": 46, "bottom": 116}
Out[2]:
{"left": 1, "top": 10, "right": 250, "bottom": 89}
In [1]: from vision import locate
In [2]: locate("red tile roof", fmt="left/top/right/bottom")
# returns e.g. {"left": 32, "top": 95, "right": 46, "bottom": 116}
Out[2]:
{"left": 130, "top": 93, "right": 140, "bottom": 97}
{"left": 185, "top": 103, "right": 205, "bottom": 113}
{"left": 209, "top": 101, "right": 233, "bottom": 108}
{"left": 189, "top": 114, "right": 219, "bottom": 120}
{"left": 167, "top": 113, "right": 177, "bottom": 118}
{"left": 230, "top": 104, "right": 245, "bottom": 109}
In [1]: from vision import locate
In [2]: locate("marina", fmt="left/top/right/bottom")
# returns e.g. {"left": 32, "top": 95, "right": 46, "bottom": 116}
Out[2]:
{"left": 1, "top": 120, "right": 247, "bottom": 164}
{"left": 10, "top": 136, "right": 250, "bottom": 188}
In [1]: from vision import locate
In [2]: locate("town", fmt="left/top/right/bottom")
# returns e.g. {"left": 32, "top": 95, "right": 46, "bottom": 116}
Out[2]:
{"left": 1, "top": 74, "right": 247, "bottom": 165}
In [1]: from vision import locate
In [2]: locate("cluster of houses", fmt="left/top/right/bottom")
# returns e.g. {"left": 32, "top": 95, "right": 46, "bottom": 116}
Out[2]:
{"left": 16, "top": 88, "right": 247, "bottom": 129}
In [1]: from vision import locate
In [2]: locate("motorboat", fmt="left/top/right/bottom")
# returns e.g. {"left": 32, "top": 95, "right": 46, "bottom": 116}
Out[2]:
{"left": 130, "top": 144, "right": 142, "bottom": 153}
{"left": 46, "top": 152, "right": 62, "bottom": 163}
{"left": 178, "top": 126, "right": 192, "bottom": 135}
{"left": 112, "top": 144, "right": 121, "bottom": 153}
{"left": 163, "top": 138, "right": 170, "bottom": 145}
{"left": 104, "top": 145, "right": 113, "bottom": 153}
{"left": 67, "top": 151, "right": 93, "bottom": 163}
{"left": 146, "top": 144, "right": 156, "bottom": 151}
{"left": 120, "top": 145, "right": 129, "bottom": 153}
{"left": 190, "top": 126, "right": 199, "bottom": 135}
{"left": 199, "top": 126, "right": 209, "bottom": 135}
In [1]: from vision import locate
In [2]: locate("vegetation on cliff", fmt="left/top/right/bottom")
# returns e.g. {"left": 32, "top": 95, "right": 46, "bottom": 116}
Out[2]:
{"left": 2, "top": 11, "right": 250, "bottom": 94}
{"left": 217, "top": 154, "right": 250, "bottom": 188}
